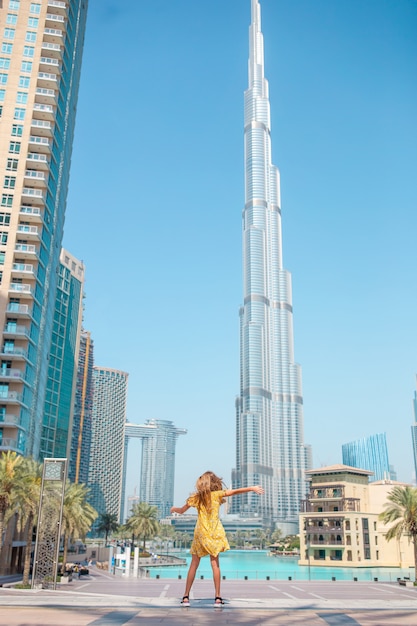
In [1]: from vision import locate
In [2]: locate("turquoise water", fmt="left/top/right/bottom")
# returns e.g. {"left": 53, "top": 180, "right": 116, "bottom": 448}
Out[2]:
{"left": 147, "top": 550, "right": 414, "bottom": 582}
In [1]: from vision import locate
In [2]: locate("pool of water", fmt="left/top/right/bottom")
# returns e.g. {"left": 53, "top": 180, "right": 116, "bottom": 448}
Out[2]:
{"left": 146, "top": 550, "right": 414, "bottom": 582}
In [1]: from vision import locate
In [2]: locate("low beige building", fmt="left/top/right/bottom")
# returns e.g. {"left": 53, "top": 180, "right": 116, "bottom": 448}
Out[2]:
{"left": 298, "top": 465, "right": 414, "bottom": 568}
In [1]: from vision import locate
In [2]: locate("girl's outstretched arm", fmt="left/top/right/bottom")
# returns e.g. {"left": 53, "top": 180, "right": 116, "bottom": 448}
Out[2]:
{"left": 224, "top": 485, "right": 264, "bottom": 497}
{"left": 170, "top": 503, "right": 190, "bottom": 515}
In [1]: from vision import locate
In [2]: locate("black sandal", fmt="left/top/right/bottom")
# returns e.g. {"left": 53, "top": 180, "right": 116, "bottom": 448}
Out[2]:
{"left": 214, "top": 596, "right": 224, "bottom": 607}
{"left": 181, "top": 595, "right": 190, "bottom": 606}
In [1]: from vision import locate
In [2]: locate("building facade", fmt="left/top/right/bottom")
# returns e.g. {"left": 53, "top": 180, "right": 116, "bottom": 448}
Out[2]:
{"left": 342, "top": 433, "right": 391, "bottom": 482}
{"left": 299, "top": 465, "right": 414, "bottom": 568}
{"left": 232, "top": 0, "right": 310, "bottom": 531}
{"left": 39, "top": 248, "right": 84, "bottom": 460}
{"left": 0, "top": 0, "right": 88, "bottom": 458}
{"left": 123, "top": 419, "right": 187, "bottom": 519}
{"left": 411, "top": 378, "right": 417, "bottom": 482}
{"left": 68, "top": 328, "right": 94, "bottom": 484}
{"left": 88, "top": 367, "right": 128, "bottom": 528}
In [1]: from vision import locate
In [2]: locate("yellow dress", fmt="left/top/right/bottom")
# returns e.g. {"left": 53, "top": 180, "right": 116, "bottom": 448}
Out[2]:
{"left": 187, "top": 490, "right": 230, "bottom": 557}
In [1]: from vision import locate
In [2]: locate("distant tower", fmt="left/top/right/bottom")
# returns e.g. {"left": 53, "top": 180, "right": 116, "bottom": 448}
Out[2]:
{"left": 68, "top": 329, "right": 94, "bottom": 485}
{"left": 411, "top": 377, "right": 417, "bottom": 482}
{"left": 0, "top": 0, "right": 88, "bottom": 459}
{"left": 88, "top": 367, "right": 128, "bottom": 526}
{"left": 232, "top": 0, "right": 309, "bottom": 531}
{"left": 124, "top": 419, "right": 186, "bottom": 519}
{"left": 342, "top": 433, "right": 391, "bottom": 482}
{"left": 39, "top": 249, "right": 84, "bottom": 461}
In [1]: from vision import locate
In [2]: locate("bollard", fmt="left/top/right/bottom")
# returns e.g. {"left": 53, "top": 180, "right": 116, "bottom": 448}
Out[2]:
{"left": 288, "top": 576, "right": 292, "bottom": 581}
{"left": 200, "top": 575, "right": 204, "bottom": 580}
{"left": 353, "top": 577, "right": 358, "bottom": 582}
{"left": 374, "top": 577, "right": 378, "bottom": 582}
{"left": 244, "top": 576, "right": 248, "bottom": 580}
{"left": 178, "top": 575, "right": 182, "bottom": 580}
{"left": 266, "top": 576, "right": 270, "bottom": 581}
{"left": 332, "top": 577, "right": 336, "bottom": 581}
{"left": 222, "top": 575, "right": 226, "bottom": 580}
{"left": 156, "top": 575, "right": 160, "bottom": 579}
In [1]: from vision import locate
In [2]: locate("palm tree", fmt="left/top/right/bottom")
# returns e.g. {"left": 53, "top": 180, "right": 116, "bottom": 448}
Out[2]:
{"left": 0, "top": 451, "right": 23, "bottom": 555}
{"left": 125, "top": 502, "right": 159, "bottom": 551}
{"left": 61, "top": 481, "right": 97, "bottom": 571}
{"left": 379, "top": 485, "right": 417, "bottom": 580}
{"left": 12, "top": 458, "right": 43, "bottom": 585}
{"left": 97, "top": 512, "right": 119, "bottom": 545}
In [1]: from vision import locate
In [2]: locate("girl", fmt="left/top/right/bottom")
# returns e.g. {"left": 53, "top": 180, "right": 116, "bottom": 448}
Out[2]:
{"left": 170, "top": 471, "right": 264, "bottom": 607}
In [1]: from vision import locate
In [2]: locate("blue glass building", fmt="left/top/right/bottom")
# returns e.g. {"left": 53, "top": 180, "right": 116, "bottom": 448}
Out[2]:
{"left": 342, "top": 433, "right": 391, "bottom": 482}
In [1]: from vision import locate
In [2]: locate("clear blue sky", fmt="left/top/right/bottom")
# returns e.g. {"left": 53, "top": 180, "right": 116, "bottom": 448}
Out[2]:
{"left": 63, "top": 0, "right": 417, "bottom": 507}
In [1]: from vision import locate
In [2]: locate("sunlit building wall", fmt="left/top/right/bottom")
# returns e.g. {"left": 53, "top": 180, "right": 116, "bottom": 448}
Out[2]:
{"left": 0, "top": 0, "right": 88, "bottom": 458}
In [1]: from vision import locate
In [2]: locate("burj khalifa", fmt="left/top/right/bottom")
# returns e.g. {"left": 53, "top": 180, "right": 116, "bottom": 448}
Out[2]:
{"left": 232, "top": 0, "right": 311, "bottom": 532}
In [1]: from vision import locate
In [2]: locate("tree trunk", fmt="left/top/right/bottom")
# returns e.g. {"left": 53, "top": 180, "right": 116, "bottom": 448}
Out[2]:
{"left": 22, "top": 512, "right": 34, "bottom": 586}
{"left": 62, "top": 531, "right": 69, "bottom": 574}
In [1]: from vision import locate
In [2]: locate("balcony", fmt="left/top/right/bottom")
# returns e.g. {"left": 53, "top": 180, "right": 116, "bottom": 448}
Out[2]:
{"left": 0, "top": 413, "right": 21, "bottom": 427}
{"left": 6, "top": 303, "right": 32, "bottom": 318}
{"left": 35, "top": 87, "right": 57, "bottom": 105}
{"left": 0, "top": 368, "right": 24, "bottom": 382}
{"left": 0, "top": 438, "right": 25, "bottom": 453}
{"left": 37, "top": 72, "right": 58, "bottom": 89}
{"left": 26, "top": 153, "right": 49, "bottom": 171}
{"left": 47, "top": 0, "right": 67, "bottom": 15}
{"left": 16, "top": 225, "right": 40, "bottom": 241}
{"left": 43, "top": 27, "right": 64, "bottom": 43}
{"left": 31, "top": 119, "right": 53, "bottom": 138}
{"left": 41, "top": 41, "right": 62, "bottom": 59}
{"left": 45, "top": 12, "right": 66, "bottom": 26}
{"left": 28, "top": 135, "right": 51, "bottom": 153}
{"left": 33, "top": 103, "right": 55, "bottom": 122}
{"left": 11, "top": 263, "right": 36, "bottom": 279}
{"left": 300, "top": 498, "right": 361, "bottom": 513}
{"left": 8, "top": 284, "right": 34, "bottom": 299}
{"left": 21, "top": 188, "right": 44, "bottom": 205}
{"left": 19, "top": 206, "right": 43, "bottom": 223}
{"left": 39, "top": 56, "right": 60, "bottom": 73}
{"left": 14, "top": 244, "right": 38, "bottom": 259}
{"left": 24, "top": 170, "right": 47, "bottom": 188}
{"left": 0, "top": 346, "right": 29, "bottom": 361}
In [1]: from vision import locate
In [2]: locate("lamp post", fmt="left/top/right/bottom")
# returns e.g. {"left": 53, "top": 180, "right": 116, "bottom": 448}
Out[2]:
{"left": 307, "top": 535, "right": 311, "bottom": 582}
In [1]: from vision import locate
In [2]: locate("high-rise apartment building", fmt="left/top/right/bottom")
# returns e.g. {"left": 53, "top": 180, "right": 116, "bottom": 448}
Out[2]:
{"left": 88, "top": 367, "right": 128, "bottom": 527}
{"left": 68, "top": 328, "right": 93, "bottom": 484}
{"left": 232, "top": 0, "right": 310, "bottom": 532}
{"left": 342, "top": 433, "right": 391, "bottom": 482}
{"left": 39, "top": 248, "right": 84, "bottom": 460}
{"left": 123, "top": 419, "right": 187, "bottom": 520}
{"left": 0, "top": 0, "right": 88, "bottom": 458}
{"left": 411, "top": 378, "right": 417, "bottom": 482}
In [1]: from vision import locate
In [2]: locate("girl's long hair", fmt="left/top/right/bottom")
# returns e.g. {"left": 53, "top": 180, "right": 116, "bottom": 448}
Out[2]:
{"left": 193, "top": 471, "right": 226, "bottom": 512}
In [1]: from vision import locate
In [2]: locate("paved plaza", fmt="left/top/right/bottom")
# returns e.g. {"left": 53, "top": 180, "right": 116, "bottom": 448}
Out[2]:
{"left": 1, "top": 567, "right": 417, "bottom": 625}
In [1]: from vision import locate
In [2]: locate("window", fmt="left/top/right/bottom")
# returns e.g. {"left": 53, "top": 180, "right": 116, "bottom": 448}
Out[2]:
{"left": 4, "top": 176, "right": 16, "bottom": 189}
{"left": 0, "top": 232, "right": 9, "bottom": 244}
{"left": 16, "top": 92, "right": 28, "bottom": 104}
{"left": 28, "top": 17, "right": 39, "bottom": 28}
{"left": 0, "top": 214, "right": 11, "bottom": 226}
{"left": 0, "top": 74, "right": 8, "bottom": 85}
{"left": 0, "top": 91, "right": 5, "bottom": 103}
{"left": 14, "top": 108, "right": 25, "bottom": 120}
{"left": 21, "top": 61, "right": 32, "bottom": 72}
{"left": 9, "top": 1, "right": 21, "bottom": 8}
{"left": 0, "top": 59, "right": 11, "bottom": 70}
{"left": 11, "top": 124, "right": 23, "bottom": 136}
{"left": 23, "top": 46, "right": 34, "bottom": 58}
{"left": 0, "top": 251, "right": 5, "bottom": 265}
{"left": 1, "top": 43, "right": 13, "bottom": 54}
{"left": 4, "top": 29, "right": 16, "bottom": 40}
{"left": 0, "top": 195, "right": 12, "bottom": 208}
{"left": 30, "top": 3, "right": 41, "bottom": 14}
{"left": 25, "top": 32, "right": 37, "bottom": 42}
{"left": 9, "top": 141, "right": 21, "bottom": 153}
{"left": 19, "top": 76, "right": 30, "bottom": 88}
{"left": 6, "top": 14, "right": 18, "bottom": 25}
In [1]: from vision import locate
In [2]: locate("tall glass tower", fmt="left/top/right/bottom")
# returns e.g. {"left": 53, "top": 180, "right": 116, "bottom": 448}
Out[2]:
{"left": 232, "top": 0, "right": 310, "bottom": 531}
{"left": 0, "top": 0, "right": 88, "bottom": 459}
{"left": 342, "top": 433, "right": 391, "bottom": 482}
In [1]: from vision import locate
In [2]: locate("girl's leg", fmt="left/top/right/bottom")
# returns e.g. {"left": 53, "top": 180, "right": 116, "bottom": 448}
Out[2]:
{"left": 209, "top": 555, "right": 221, "bottom": 599}
{"left": 184, "top": 554, "right": 200, "bottom": 597}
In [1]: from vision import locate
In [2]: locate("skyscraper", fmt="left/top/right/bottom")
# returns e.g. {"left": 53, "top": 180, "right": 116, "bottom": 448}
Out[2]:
{"left": 88, "top": 367, "right": 128, "bottom": 527}
{"left": 342, "top": 433, "right": 391, "bottom": 482}
{"left": 68, "top": 328, "right": 94, "bottom": 485}
{"left": 39, "top": 248, "right": 84, "bottom": 461}
{"left": 411, "top": 378, "right": 417, "bottom": 482}
{"left": 232, "top": 0, "right": 310, "bottom": 532}
{"left": 123, "top": 419, "right": 187, "bottom": 519}
{"left": 0, "top": 0, "right": 88, "bottom": 458}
